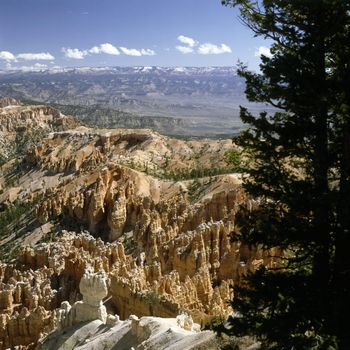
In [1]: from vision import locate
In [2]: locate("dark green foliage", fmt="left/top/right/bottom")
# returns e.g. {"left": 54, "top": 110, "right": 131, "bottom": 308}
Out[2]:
{"left": 224, "top": 149, "right": 240, "bottom": 167}
{"left": 0, "top": 241, "right": 20, "bottom": 262}
{"left": 0, "top": 196, "right": 42, "bottom": 238}
{"left": 224, "top": 149, "right": 245, "bottom": 172}
{"left": 123, "top": 237, "right": 136, "bottom": 254}
{"left": 37, "top": 232, "right": 57, "bottom": 244}
{"left": 204, "top": 315, "right": 226, "bottom": 331}
{"left": 0, "top": 155, "right": 6, "bottom": 167}
{"left": 127, "top": 160, "right": 236, "bottom": 181}
{"left": 0, "top": 195, "right": 44, "bottom": 261}
{"left": 160, "top": 167, "right": 233, "bottom": 181}
{"left": 15, "top": 129, "right": 48, "bottom": 155}
{"left": 142, "top": 290, "right": 163, "bottom": 316}
{"left": 142, "top": 290, "right": 161, "bottom": 305}
{"left": 0, "top": 202, "right": 31, "bottom": 238}
{"left": 220, "top": 0, "right": 350, "bottom": 349}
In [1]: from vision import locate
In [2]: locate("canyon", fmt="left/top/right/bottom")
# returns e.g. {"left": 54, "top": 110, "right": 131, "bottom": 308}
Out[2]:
{"left": 0, "top": 98, "right": 269, "bottom": 349}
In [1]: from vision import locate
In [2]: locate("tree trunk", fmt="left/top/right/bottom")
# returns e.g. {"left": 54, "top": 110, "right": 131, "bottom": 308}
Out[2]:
{"left": 335, "top": 126, "right": 350, "bottom": 349}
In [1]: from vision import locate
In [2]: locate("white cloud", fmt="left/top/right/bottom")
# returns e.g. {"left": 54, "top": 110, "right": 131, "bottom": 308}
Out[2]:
{"left": 119, "top": 47, "right": 142, "bottom": 56}
{"left": 89, "top": 43, "right": 120, "bottom": 55}
{"left": 16, "top": 52, "right": 54, "bottom": 60}
{"left": 175, "top": 36, "right": 232, "bottom": 55}
{"left": 140, "top": 49, "right": 156, "bottom": 56}
{"left": 62, "top": 48, "right": 87, "bottom": 59}
{"left": 63, "top": 43, "right": 120, "bottom": 59}
{"left": 176, "top": 46, "right": 194, "bottom": 54}
{"left": 255, "top": 46, "right": 272, "bottom": 58}
{"left": 198, "top": 43, "right": 232, "bottom": 55}
{"left": 119, "top": 47, "right": 156, "bottom": 56}
{"left": 0, "top": 51, "right": 16, "bottom": 61}
{"left": 33, "top": 63, "right": 48, "bottom": 69}
{"left": 1, "top": 50, "right": 55, "bottom": 63}
{"left": 61, "top": 43, "right": 155, "bottom": 60}
{"left": 88, "top": 46, "right": 100, "bottom": 54}
{"left": 177, "top": 35, "right": 198, "bottom": 48}
{"left": 15, "top": 63, "right": 48, "bottom": 72}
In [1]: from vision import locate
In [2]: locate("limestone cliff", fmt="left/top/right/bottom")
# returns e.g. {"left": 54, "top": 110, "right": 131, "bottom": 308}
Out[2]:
{"left": 0, "top": 103, "right": 79, "bottom": 162}
{"left": 38, "top": 270, "right": 218, "bottom": 350}
{"left": 0, "top": 102, "right": 272, "bottom": 350}
{"left": 0, "top": 104, "right": 78, "bottom": 133}
{"left": 0, "top": 220, "right": 276, "bottom": 349}
{"left": 0, "top": 97, "right": 22, "bottom": 108}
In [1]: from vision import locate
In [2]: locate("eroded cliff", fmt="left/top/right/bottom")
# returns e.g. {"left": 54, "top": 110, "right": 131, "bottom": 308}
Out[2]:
{"left": 0, "top": 101, "right": 272, "bottom": 349}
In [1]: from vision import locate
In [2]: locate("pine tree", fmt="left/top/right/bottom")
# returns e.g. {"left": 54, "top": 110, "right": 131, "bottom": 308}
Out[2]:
{"left": 220, "top": 1, "right": 350, "bottom": 349}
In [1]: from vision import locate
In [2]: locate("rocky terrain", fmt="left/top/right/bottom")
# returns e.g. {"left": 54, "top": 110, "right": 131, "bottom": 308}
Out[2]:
{"left": 50, "top": 103, "right": 189, "bottom": 137}
{"left": 0, "top": 98, "right": 79, "bottom": 164}
{"left": 0, "top": 99, "right": 272, "bottom": 349}
{"left": 37, "top": 269, "right": 218, "bottom": 350}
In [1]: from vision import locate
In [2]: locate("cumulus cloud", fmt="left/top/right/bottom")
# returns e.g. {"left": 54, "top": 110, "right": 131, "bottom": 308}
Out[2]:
{"left": 198, "top": 43, "right": 232, "bottom": 55}
{"left": 89, "top": 43, "right": 120, "bottom": 55}
{"left": 62, "top": 48, "right": 87, "bottom": 59}
{"left": 119, "top": 47, "right": 142, "bottom": 56}
{"left": 16, "top": 52, "right": 54, "bottom": 60}
{"left": 176, "top": 46, "right": 194, "bottom": 54}
{"left": 0, "top": 50, "right": 55, "bottom": 63}
{"left": 175, "top": 36, "right": 232, "bottom": 55}
{"left": 61, "top": 43, "right": 156, "bottom": 59}
{"left": 177, "top": 35, "right": 198, "bottom": 48}
{"left": 119, "top": 47, "right": 156, "bottom": 56}
{"left": 0, "top": 51, "right": 16, "bottom": 61}
{"left": 255, "top": 46, "right": 272, "bottom": 58}
{"left": 140, "top": 49, "right": 156, "bottom": 56}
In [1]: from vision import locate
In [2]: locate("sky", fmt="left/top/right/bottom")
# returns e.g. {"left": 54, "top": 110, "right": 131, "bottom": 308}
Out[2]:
{"left": 0, "top": 0, "right": 270, "bottom": 71}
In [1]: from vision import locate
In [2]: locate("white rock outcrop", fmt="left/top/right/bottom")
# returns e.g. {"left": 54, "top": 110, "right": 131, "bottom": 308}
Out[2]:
{"left": 37, "top": 316, "right": 217, "bottom": 350}
{"left": 38, "top": 271, "right": 218, "bottom": 350}
{"left": 56, "top": 269, "right": 108, "bottom": 329}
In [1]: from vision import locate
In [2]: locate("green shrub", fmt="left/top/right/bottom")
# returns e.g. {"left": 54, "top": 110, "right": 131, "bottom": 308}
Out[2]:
{"left": 143, "top": 290, "right": 161, "bottom": 305}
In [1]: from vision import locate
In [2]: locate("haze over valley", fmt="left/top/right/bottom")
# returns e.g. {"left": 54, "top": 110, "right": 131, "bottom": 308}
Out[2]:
{"left": 0, "top": 66, "right": 274, "bottom": 137}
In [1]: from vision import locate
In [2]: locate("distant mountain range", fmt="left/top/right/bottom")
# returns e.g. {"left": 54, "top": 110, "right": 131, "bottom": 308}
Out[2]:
{"left": 0, "top": 65, "right": 238, "bottom": 76}
{"left": 0, "top": 66, "right": 274, "bottom": 137}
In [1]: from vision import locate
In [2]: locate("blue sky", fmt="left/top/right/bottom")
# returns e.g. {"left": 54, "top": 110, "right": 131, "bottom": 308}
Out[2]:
{"left": 0, "top": 0, "right": 270, "bottom": 71}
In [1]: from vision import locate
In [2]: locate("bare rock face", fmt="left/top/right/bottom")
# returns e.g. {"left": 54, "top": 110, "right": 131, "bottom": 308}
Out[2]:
{"left": 0, "top": 97, "right": 22, "bottom": 108}
{"left": 79, "top": 270, "right": 108, "bottom": 309}
{"left": 36, "top": 270, "right": 218, "bottom": 350}
{"left": 0, "top": 262, "right": 56, "bottom": 349}
{"left": 25, "top": 125, "right": 233, "bottom": 180}
{"left": 71, "top": 269, "right": 108, "bottom": 324}
{"left": 0, "top": 102, "right": 80, "bottom": 163}
{"left": 56, "top": 269, "right": 108, "bottom": 329}
{"left": 37, "top": 315, "right": 218, "bottom": 350}
{"left": 0, "top": 225, "right": 276, "bottom": 349}
{"left": 37, "top": 271, "right": 216, "bottom": 350}
{"left": 0, "top": 103, "right": 272, "bottom": 349}
{"left": 0, "top": 105, "right": 79, "bottom": 133}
